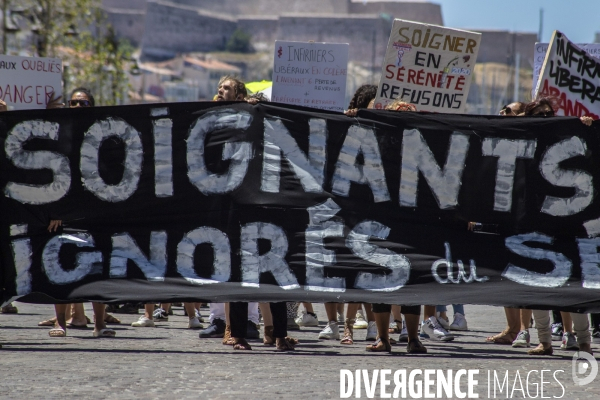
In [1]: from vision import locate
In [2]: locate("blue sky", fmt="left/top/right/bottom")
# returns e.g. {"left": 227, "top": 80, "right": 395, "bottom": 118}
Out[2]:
{"left": 434, "top": 0, "right": 599, "bottom": 43}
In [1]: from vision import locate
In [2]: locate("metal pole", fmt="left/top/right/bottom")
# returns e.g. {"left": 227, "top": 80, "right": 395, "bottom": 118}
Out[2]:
{"left": 538, "top": 9, "right": 544, "bottom": 42}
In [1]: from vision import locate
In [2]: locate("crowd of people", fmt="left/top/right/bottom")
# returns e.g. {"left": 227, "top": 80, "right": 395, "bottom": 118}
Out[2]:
{"left": 1, "top": 76, "right": 599, "bottom": 355}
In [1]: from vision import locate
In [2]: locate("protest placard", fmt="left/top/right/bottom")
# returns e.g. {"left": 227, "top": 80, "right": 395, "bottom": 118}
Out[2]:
{"left": 375, "top": 19, "right": 481, "bottom": 113}
{"left": 271, "top": 40, "right": 349, "bottom": 112}
{"left": 534, "top": 31, "right": 600, "bottom": 118}
{"left": 0, "top": 55, "right": 62, "bottom": 110}
{"left": 532, "top": 42, "right": 600, "bottom": 97}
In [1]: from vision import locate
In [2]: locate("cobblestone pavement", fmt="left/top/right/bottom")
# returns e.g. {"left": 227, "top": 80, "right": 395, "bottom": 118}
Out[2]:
{"left": 1, "top": 303, "right": 598, "bottom": 399}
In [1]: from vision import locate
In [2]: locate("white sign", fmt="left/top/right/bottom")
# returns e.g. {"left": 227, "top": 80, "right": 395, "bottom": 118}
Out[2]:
{"left": 0, "top": 55, "right": 62, "bottom": 110}
{"left": 534, "top": 31, "right": 600, "bottom": 118}
{"left": 272, "top": 41, "right": 349, "bottom": 112}
{"left": 375, "top": 19, "right": 481, "bottom": 113}
{"left": 533, "top": 42, "right": 600, "bottom": 96}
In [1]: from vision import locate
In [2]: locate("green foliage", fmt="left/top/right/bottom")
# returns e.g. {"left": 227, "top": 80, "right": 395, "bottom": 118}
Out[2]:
{"left": 2, "top": 0, "right": 132, "bottom": 105}
{"left": 225, "top": 29, "right": 253, "bottom": 54}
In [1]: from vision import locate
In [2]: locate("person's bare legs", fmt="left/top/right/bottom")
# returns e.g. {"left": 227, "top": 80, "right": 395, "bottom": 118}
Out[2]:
{"left": 364, "top": 303, "right": 376, "bottom": 322}
{"left": 92, "top": 303, "right": 107, "bottom": 332}
{"left": 53, "top": 304, "right": 68, "bottom": 332}
{"left": 346, "top": 304, "right": 360, "bottom": 321}
{"left": 183, "top": 303, "right": 196, "bottom": 319}
{"left": 404, "top": 314, "right": 420, "bottom": 341}
{"left": 423, "top": 305, "right": 436, "bottom": 319}
{"left": 487, "top": 307, "right": 520, "bottom": 342}
{"left": 375, "top": 312, "right": 390, "bottom": 342}
{"left": 336, "top": 303, "right": 345, "bottom": 320}
{"left": 143, "top": 303, "right": 154, "bottom": 320}
{"left": 325, "top": 303, "right": 337, "bottom": 323}
{"left": 302, "top": 302, "right": 314, "bottom": 314}
{"left": 561, "top": 312, "right": 573, "bottom": 333}
{"left": 69, "top": 303, "right": 88, "bottom": 326}
{"left": 520, "top": 309, "right": 533, "bottom": 331}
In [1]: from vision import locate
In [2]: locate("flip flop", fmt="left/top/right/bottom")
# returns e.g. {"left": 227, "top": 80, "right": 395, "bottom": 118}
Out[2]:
{"left": 93, "top": 328, "right": 116, "bottom": 338}
{"left": 485, "top": 331, "right": 517, "bottom": 345}
{"left": 49, "top": 328, "right": 66, "bottom": 337}
{"left": 104, "top": 314, "right": 121, "bottom": 324}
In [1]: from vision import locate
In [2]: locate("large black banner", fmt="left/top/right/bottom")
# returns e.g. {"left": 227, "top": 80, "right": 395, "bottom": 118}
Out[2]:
{"left": 1, "top": 102, "right": 600, "bottom": 311}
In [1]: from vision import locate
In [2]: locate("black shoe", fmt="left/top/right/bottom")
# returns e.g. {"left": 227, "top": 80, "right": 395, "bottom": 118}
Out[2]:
{"left": 592, "top": 327, "right": 600, "bottom": 343}
{"left": 407, "top": 338, "right": 427, "bottom": 354}
{"left": 113, "top": 303, "right": 139, "bottom": 314}
{"left": 551, "top": 322, "right": 563, "bottom": 341}
{"left": 247, "top": 321, "right": 260, "bottom": 339}
{"left": 199, "top": 318, "right": 226, "bottom": 338}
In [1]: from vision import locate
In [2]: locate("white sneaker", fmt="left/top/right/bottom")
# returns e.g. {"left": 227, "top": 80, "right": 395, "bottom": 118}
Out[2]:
{"left": 188, "top": 316, "right": 203, "bottom": 329}
{"left": 295, "top": 311, "right": 319, "bottom": 327}
{"left": 511, "top": 330, "right": 530, "bottom": 348}
{"left": 436, "top": 312, "right": 450, "bottom": 330}
{"left": 365, "top": 321, "right": 377, "bottom": 341}
{"left": 420, "top": 316, "right": 454, "bottom": 341}
{"left": 318, "top": 321, "right": 340, "bottom": 340}
{"left": 353, "top": 311, "right": 368, "bottom": 329}
{"left": 449, "top": 312, "right": 468, "bottom": 331}
{"left": 131, "top": 316, "right": 155, "bottom": 327}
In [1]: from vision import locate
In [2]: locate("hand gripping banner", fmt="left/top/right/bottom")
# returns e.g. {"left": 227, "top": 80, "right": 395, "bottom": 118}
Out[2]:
{"left": 1, "top": 102, "right": 600, "bottom": 311}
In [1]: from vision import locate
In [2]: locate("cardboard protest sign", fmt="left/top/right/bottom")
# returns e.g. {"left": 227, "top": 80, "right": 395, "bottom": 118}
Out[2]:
{"left": 271, "top": 41, "right": 349, "bottom": 112}
{"left": 0, "top": 55, "right": 62, "bottom": 110}
{"left": 533, "top": 42, "right": 600, "bottom": 96}
{"left": 534, "top": 31, "right": 600, "bottom": 118}
{"left": 375, "top": 20, "right": 481, "bottom": 113}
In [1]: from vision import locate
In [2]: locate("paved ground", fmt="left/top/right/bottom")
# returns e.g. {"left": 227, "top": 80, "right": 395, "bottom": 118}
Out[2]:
{"left": 1, "top": 303, "right": 598, "bottom": 399}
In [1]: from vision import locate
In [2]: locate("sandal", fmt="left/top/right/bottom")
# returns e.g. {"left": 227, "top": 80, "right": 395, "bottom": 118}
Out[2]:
{"left": 527, "top": 344, "right": 553, "bottom": 356}
{"left": 340, "top": 318, "right": 354, "bottom": 345}
{"left": 263, "top": 325, "right": 274, "bottom": 345}
{"left": 38, "top": 317, "right": 57, "bottom": 327}
{"left": 285, "top": 337, "right": 299, "bottom": 345}
{"left": 366, "top": 337, "right": 391, "bottom": 353}
{"left": 222, "top": 324, "right": 233, "bottom": 345}
{"left": 1, "top": 304, "right": 18, "bottom": 314}
{"left": 93, "top": 328, "right": 116, "bottom": 338}
{"left": 49, "top": 328, "right": 66, "bottom": 337}
{"left": 104, "top": 313, "right": 121, "bottom": 324}
{"left": 485, "top": 330, "right": 517, "bottom": 345}
{"left": 232, "top": 338, "right": 252, "bottom": 350}
{"left": 389, "top": 320, "right": 402, "bottom": 333}
{"left": 275, "top": 337, "right": 296, "bottom": 351}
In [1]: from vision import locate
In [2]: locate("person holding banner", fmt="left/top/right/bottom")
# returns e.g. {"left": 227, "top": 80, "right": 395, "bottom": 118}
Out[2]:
{"left": 44, "top": 87, "right": 116, "bottom": 338}
{"left": 365, "top": 99, "right": 427, "bottom": 355}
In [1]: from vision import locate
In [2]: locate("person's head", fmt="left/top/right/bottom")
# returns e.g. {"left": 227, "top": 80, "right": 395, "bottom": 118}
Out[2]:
{"left": 348, "top": 84, "right": 377, "bottom": 110}
{"left": 385, "top": 99, "right": 417, "bottom": 112}
{"left": 523, "top": 97, "right": 558, "bottom": 117}
{"left": 216, "top": 76, "right": 247, "bottom": 101}
{"left": 69, "top": 87, "right": 94, "bottom": 108}
{"left": 499, "top": 102, "right": 525, "bottom": 116}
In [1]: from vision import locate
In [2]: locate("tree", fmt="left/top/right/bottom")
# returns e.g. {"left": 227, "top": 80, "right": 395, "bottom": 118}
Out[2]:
{"left": 2, "top": 0, "right": 132, "bottom": 105}
{"left": 225, "top": 28, "right": 253, "bottom": 53}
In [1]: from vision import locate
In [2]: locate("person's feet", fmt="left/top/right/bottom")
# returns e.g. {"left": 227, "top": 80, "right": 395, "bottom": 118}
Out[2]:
{"left": 131, "top": 316, "right": 155, "bottom": 327}
{"left": 527, "top": 343, "right": 553, "bottom": 355}
{"left": 1, "top": 303, "right": 18, "bottom": 314}
{"left": 406, "top": 338, "right": 427, "bottom": 354}
{"left": 511, "top": 330, "right": 530, "bottom": 348}
{"left": 486, "top": 329, "right": 517, "bottom": 344}
{"left": 232, "top": 338, "right": 252, "bottom": 350}
{"left": 449, "top": 313, "right": 468, "bottom": 331}
{"left": 420, "top": 316, "right": 454, "bottom": 342}
{"left": 561, "top": 332, "right": 579, "bottom": 350}
{"left": 38, "top": 317, "right": 57, "bottom": 326}
{"left": 318, "top": 321, "right": 340, "bottom": 340}
{"left": 365, "top": 337, "right": 392, "bottom": 353}
{"left": 275, "top": 337, "right": 296, "bottom": 351}
{"left": 199, "top": 318, "right": 226, "bottom": 338}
